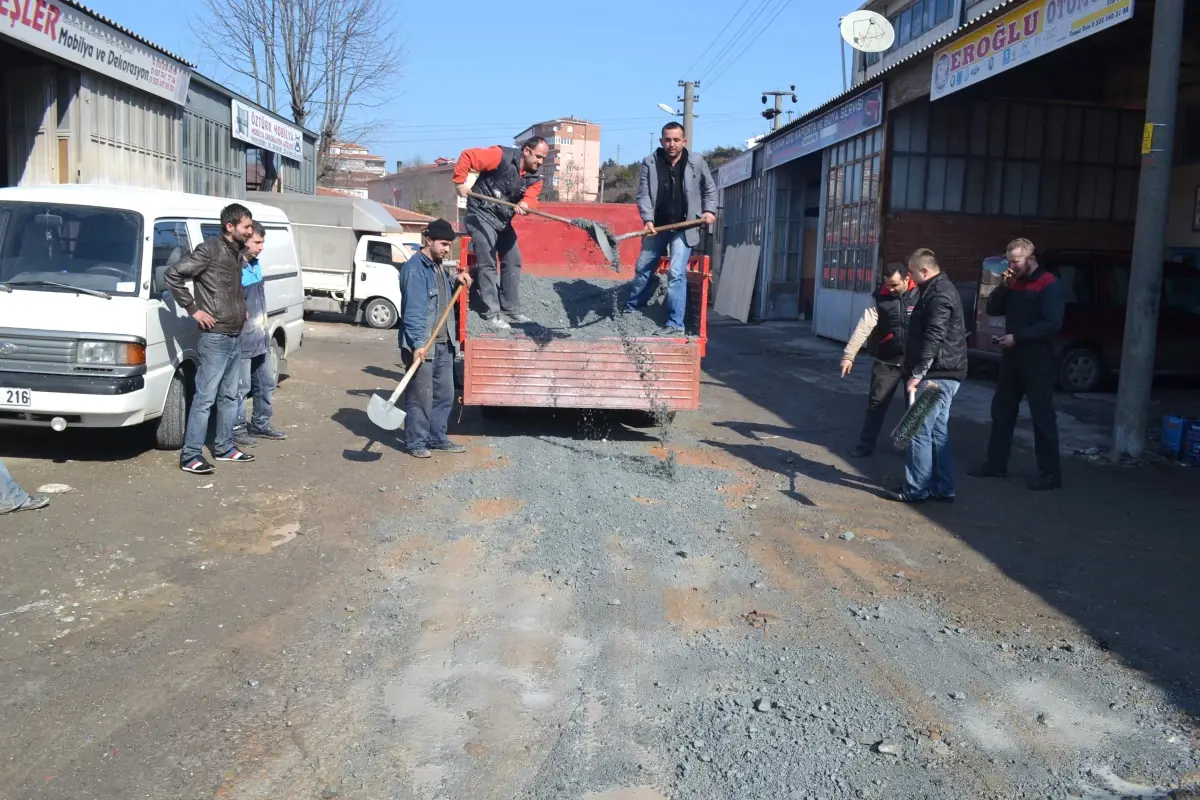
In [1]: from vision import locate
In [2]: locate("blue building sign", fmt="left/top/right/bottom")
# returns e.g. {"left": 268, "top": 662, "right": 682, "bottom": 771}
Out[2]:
{"left": 764, "top": 85, "right": 884, "bottom": 170}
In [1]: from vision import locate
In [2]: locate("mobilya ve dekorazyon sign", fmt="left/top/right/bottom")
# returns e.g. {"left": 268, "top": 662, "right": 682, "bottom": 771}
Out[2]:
{"left": 930, "top": 0, "right": 1134, "bottom": 100}
{"left": 0, "top": 0, "right": 190, "bottom": 104}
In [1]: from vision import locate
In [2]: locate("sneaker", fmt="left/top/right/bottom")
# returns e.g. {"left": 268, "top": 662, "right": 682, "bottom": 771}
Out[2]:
{"left": 409, "top": 447, "right": 432, "bottom": 459}
{"left": 886, "top": 488, "right": 928, "bottom": 503}
{"left": 181, "top": 456, "right": 215, "bottom": 475}
{"left": 233, "top": 429, "right": 258, "bottom": 448}
{"left": 1027, "top": 472, "right": 1062, "bottom": 491}
{"left": 0, "top": 495, "right": 50, "bottom": 514}
{"left": 507, "top": 313, "right": 533, "bottom": 324}
{"left": 851, "top": 444, "right": 873, "bottom": 458}
{"left": 248, "top": 425, "right": 288, "bottom": 441}
{"left": 655, "top": 326, "right": 686, "bottom": 337}
{"left": 967, "top": 463, "right": 1007, "bottom": 478}
{"left": 488, "top": 317, "right": 511, "bottom": 330}
{"left": 214, "top": 448, "right": 255, "bottom": 463}
{"left": 429, "top": 440, "right": 467, "bottom": 454}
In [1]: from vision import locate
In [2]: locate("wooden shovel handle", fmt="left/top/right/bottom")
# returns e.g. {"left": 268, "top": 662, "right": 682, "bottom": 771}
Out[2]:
{"left": 387, "top": 283, "right": 466, "bottom": 403}
{"left": 464, "top": 191, "right": 574, "bottom": 225}
{"left": 616, "top": 218, "right": 708, "bottom": 241}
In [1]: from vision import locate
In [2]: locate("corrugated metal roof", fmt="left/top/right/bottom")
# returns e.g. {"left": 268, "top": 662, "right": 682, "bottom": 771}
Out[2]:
{"left": 761, "top": 0, "right": 1026, "bottom": 146}
{"left": 59, "top": 0, "right": 195, "bottom": 68}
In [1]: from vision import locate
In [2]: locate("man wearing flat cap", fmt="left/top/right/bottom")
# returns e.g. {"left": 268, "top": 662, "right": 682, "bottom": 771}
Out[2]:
{"left": 398, "top": 218, "right": 472, "bottom": 459}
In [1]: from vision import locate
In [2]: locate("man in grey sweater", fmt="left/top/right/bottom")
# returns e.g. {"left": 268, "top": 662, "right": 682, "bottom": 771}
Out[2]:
{"left": 625, "top": 122, "right": 717, "bottom": 336}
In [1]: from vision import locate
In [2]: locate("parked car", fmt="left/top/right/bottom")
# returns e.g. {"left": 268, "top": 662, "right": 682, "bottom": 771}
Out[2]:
{"left": 969, "top": 249, "right": 1200, "bottom": 393}
{"left": 0, "top": 185, "right": 304, "bottom": 449}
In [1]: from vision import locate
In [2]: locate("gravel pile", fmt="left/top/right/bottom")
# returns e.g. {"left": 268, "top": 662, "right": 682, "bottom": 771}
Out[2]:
{"left": 466, "top": 275, "right": 677, "bottom": 340}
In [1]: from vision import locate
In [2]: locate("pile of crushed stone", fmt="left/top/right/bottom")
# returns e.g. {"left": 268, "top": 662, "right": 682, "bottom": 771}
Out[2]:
{"left": 465, "top": 275, "right": 686, "bottom": 340}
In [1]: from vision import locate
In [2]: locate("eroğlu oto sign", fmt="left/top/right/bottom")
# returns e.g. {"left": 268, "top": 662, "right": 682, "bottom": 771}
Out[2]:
{"left": 0, "top": 0, "right": 190, "bottom": 104}
{"left": 930, "top": 0, "right": 1134, "bottom": 101}
{"left": 764, "top": 85, "right": 883, "bottom": 170}
{"left": 232, "top": 98, "right": 304, "bottom": 161}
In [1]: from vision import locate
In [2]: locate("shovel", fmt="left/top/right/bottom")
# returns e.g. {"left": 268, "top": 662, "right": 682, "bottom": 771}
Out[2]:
{"left": 465, "top": 191, "right": 619, "bottom": 263}
{"left": 366, "top": 284, "right": 466, "bottom": 431}
{"left": 613, "top": 218, "right": 709, "bottom": 243}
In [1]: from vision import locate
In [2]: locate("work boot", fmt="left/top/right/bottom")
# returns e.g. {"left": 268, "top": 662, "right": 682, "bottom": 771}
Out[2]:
{"left": 851, "top": 444, "right": 873, "bottom": 458}
{"left": 233, "top": 428, "right": 258, "bottom": 448}
{"left": 248, "top": 425, "right": 288, "bottom": 441}
{"left": 507, "top": 313, "right": 533, "bottom": 324}
{"left": 967, "top": 463, "right": 1007, "bottom": 478}
{"left": 1027, "top": 472, "right": 1062, "bottom": 491}
{"left": 408, "top": 447, "right": 432, "bottom": 459}
{"left": 488, "top": 316, "right": 511, "bottom": 330}
{"left": 429, "top": 440, "right": 467, "bottom": 454}
{"left": 655, "top": 326, "right": 685, "bottom": 337}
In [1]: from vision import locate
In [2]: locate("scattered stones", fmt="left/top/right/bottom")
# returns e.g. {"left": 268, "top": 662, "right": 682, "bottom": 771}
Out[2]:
{"left": 246, "top": 679, "right": 260, "bottom": 688}
{"left": 676, "top": 550, "right": 689, "bottom": 559}
{"left": 345, "top": 605, "right": 356, "bottom": 613}
{"left": 876, "top": 742, "right": 903, "bottom": 757}
{"left": 754, "top": 698, "right": 772, "bottom": 712}
{"left": 950, "top": 692, "right": 967, "bottom": 701}
{"left": 608, "top": 599, "right": 622, "bottom": 606}
{"left": 840, "top": 531, "right": 855, "bottom": 541}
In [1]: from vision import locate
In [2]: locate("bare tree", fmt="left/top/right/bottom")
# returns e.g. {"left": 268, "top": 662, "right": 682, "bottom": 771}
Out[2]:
{"left": 190, "top": 0, "right": 404, "bottom": 180}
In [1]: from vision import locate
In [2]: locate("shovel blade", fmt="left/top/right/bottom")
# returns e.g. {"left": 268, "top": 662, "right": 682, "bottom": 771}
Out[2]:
{"left": 367, "top": 393, "right": 407, "bottom": 431}
{"left": 591, "top": 224, "right": 617, "bottom": 263}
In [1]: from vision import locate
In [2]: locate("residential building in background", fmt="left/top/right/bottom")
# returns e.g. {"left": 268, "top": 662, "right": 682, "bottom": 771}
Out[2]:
{"left": 367, "top": 158, "right": 459, "bottom": 225}
{"left": 515, "top": 117, "right": 602, "bottom": 202}
{"left": 321, "top": 142, "right": 389, "bottom": 198}
{"left": 0, "top": 2, "right": 316, "bottom": 197}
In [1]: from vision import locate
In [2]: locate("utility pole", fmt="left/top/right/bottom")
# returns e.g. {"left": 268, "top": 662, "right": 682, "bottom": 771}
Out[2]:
{"left": 1112, "top": 0, "right": 1185, "bottom": 458}
{"left": 678, "top": 80, "right": 698, "bottom": 144}
{"left": 761, "top": 86, "right": 798, "bottom": 131}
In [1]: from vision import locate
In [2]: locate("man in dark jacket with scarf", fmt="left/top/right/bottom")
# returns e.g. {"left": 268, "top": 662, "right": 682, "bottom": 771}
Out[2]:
{"left": 840, "top": 264, "right": 919, "bottom": 457}
{"left": 453, "top": 137, "right": 549, "bottom": 330}
{"left": 398, "top": 219, "right": 473, "bottom": 459}
{"left": 969, "top": 238, "right": 1065, "bottom": 490}
{"left": 233, "top": 222, "right": 286, "bottom": 448}
{"left": 890, "top": 248, "right": 968, "bottom": 503}
{"left": 165, "top": 203, "right": 257, "bottom": 474}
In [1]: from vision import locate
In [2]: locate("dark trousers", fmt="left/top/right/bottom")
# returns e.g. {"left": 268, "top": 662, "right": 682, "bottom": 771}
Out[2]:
{"left": 401, "top": 341, "right": 455, "bottom": 451}
{"left": 465, "top": 216, "right": 522, "bottom": 318}
{"left": 858, "top": 360, "right": 904, "bottom": 452}
{"left": 986, "top": 349, "right": 1060, "bottom": 475}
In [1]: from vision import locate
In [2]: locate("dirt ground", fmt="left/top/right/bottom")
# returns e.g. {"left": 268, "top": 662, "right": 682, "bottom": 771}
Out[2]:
{"left": 1, "top": 317, "right": 1198, "bottom": 800}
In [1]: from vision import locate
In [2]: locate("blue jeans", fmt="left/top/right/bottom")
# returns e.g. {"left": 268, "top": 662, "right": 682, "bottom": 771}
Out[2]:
{"left": 235, "top": 354, "right": 275, "bottom": 432}
{"left": 0, "top": 459, "right": 31, "bottom": 511}
{"left": 625, "top": 231, "right": 692, "bottom": 330}
{"left": 402, "top": 341, "right": 455, "bottom": 451}
{"left": 904, "top": 378, "right": 961, "bottom": 499}
{"left": 181, "top": 332, "right": 242, "bottom": 461}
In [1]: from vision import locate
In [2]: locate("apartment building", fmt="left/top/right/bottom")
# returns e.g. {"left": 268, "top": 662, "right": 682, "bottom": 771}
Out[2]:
{"left": 515, "top": 117, "right": 602, "bottom": 202}
{"left": 322, "top": 141, "right": 388, "bottom": 198}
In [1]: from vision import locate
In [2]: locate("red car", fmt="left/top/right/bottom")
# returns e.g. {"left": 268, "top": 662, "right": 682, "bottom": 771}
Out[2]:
{"left": 969, "top": 250, "right": 1200, "bottom": 393}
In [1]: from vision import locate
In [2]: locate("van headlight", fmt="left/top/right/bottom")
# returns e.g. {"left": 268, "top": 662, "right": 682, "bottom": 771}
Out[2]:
{"left": 77, "top": 341, "right": 146, "bottom": 366}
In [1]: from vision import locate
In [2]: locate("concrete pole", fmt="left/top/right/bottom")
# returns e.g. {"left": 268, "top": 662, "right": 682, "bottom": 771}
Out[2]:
{"left": 772, "top": 95, "right": 784, "bottom": 130}
{"left": 1112, "top": 0, "right": 1185, "bottom": 457}
{"left": 679, "top": 80, "right": 696, "bottom": 145}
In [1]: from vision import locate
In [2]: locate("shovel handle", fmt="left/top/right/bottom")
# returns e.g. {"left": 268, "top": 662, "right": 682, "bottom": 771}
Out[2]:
{"left": 465, "top": 191, "right": 574, "bottom": 226}
{"left": 615, "top": 218, "right": 708, "bottom": 242}
{"left": 388, "top": 284, "right": 466, "bottom": 404}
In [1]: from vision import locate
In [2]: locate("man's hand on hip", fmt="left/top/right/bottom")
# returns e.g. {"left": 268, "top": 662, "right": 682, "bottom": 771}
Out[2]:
{"left": 193, "top": 310, "right": 216, "bottom": 330}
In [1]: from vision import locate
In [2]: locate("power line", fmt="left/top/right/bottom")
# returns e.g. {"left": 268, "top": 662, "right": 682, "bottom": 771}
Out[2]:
{"left": 705, "top": 0, "right": 794, "bottom": 89}
{"left": 696, "top": 0, "right": 780, "bottom": 84}
{"left": 682, "top": 0, "right": 755, "bottom": 79}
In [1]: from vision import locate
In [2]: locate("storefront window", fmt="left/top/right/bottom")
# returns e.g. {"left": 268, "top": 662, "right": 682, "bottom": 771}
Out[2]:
{"left": 822, "top": 129, "right": 881, "bottom": 293}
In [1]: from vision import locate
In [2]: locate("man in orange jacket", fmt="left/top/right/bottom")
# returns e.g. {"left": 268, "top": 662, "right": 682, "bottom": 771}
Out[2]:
{"left": 453, "top": 137, "right": 550, "bottom": 329}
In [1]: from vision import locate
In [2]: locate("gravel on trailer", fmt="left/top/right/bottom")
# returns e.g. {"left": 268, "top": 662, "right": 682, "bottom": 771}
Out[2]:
{"left": 466, "top": 275, "right": 680, "bottom": 340}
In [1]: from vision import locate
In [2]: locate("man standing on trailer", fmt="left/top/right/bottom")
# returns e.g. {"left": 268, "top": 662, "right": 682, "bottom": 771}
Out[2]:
{"left": 453, "top": 137, "right": 549, "bottom": 330}
{"left": 625, "top": 121, "right": 717, "bottom": 336}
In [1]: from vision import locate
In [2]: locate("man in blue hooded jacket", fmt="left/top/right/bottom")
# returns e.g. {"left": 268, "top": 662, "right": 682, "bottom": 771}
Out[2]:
{"left": 233, "top": 222, "right": 286, "bottom": 446}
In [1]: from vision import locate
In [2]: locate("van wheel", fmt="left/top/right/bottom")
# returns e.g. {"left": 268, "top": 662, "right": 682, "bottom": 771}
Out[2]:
{"left": 270, "top": 338, "right": 286, "bottom": 383}
{"left": 1057, "top": 347, "right": 1102, "bottom": 393}
{"left": 153, "top": 370, "right": 188, "bottom": 450}
{"left": 364, "top": 298, "right": 398, "bottom": 329}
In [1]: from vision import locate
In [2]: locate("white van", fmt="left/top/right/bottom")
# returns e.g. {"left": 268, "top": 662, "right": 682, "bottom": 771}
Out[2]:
{"left": 0, "top": 186, "right": 304, "bottom": 450}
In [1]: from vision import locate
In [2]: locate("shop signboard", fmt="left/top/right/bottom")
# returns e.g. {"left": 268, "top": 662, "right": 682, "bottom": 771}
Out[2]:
{"left": 718, "top": 149, "right": 754, "bottom": 188}
{"left": 232, "top": 98, "right": 304, "bottom": 162}
{"left": 764, "top": 85, "right": 883, "bottom": 170}
{"left": 930, "top": 0, "right": 1135, "bottom": 101}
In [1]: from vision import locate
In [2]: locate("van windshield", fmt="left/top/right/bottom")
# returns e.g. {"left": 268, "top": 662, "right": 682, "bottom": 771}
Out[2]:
{"left": 0, "top": 202, "right": 144, "bottom": 297}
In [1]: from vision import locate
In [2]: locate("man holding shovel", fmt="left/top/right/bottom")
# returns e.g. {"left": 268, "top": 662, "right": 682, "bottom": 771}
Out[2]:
{"left": 453, "top": 137, "right": 549, "bottom": 330}
{"left": 625, "top": 122, "right": 717, "bottom": 336}
{"left": 398, "top": 219, "right": 472, "bottom": 459}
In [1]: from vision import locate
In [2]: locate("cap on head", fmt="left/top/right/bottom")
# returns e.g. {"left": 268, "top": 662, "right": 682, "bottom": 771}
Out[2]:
{"left": 424, "top": 218, "right": 458, "bottom": 242}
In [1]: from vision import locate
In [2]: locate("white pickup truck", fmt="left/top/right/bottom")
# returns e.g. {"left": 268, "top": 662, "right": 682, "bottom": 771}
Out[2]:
{"left": 248, "top": 192, "right": 420, "bottom": 329}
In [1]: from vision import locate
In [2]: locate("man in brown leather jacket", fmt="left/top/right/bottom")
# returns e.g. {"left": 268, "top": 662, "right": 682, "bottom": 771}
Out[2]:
{"left": 165, "top": 203, "right": 257, "bottom": 475}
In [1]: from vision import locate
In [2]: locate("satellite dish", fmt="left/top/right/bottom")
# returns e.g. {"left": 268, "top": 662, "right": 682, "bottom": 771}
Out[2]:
{"left": 840, "top": 10, "right": 895, "bottom": 53}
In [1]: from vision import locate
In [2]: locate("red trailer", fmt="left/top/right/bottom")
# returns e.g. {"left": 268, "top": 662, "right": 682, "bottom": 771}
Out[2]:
{"left": 454, "top": 202, "right": 710, "bottom": 414}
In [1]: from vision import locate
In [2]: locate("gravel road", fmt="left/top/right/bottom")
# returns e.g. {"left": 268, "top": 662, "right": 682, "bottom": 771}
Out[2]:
{"left": 0, "top": 318, "right": 1196, "bottom": 800}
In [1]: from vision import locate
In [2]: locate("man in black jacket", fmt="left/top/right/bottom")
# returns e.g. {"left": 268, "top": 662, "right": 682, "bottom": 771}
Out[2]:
{"left": 891, "top": 248, "right": 968, "bottom": 503}
{"left": 969, "top": 238, "right": 1065, "bottom": 490}
{"left": 840, "top": 264, "right": 919, "bottom": 457}
{"left": 165, "top": 203, "right": 257, "bottom": 475}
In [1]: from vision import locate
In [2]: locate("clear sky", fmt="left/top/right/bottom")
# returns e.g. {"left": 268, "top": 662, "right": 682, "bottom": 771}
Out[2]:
{"left": 87, "top": 0, "right": 862, "bottom": 167}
